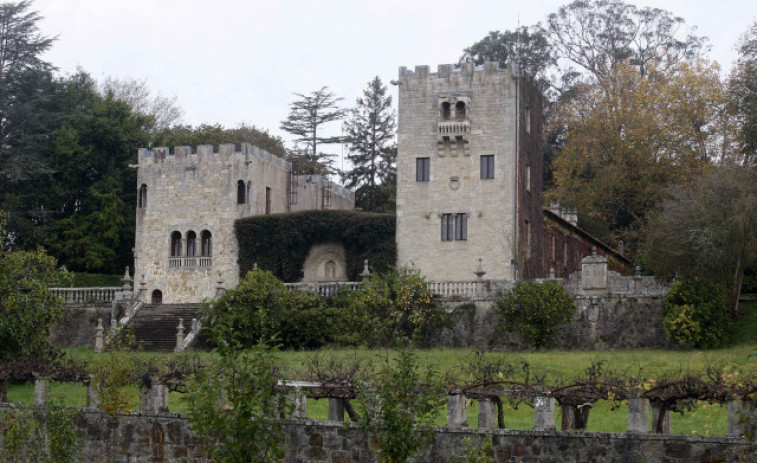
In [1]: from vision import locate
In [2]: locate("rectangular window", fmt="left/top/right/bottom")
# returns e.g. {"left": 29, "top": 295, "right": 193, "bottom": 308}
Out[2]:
{"left": 526, "top": 164, "right": 531, "bottom": 191}
{"left": 525, "top": 219, "right": 531, "bottom": 259}
{"left": 480, "top": 155, "right": 494, "bottom": 179}
{"left": 455, "top": 213, "right": 467, "bottom": 240}
{"left": 265, "top": 187, "right": 272, "bottom": 214}
{"left": 441, "top": 213, "right": 453, "bottom": 241}
{"left": 416, "top": 157, "right": 430, "bottom": 182}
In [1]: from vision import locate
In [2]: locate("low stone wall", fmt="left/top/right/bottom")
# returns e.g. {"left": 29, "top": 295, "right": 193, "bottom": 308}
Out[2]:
{"left": 0, "top": 407, "right": 751, "bottom": 463}
{"left": 51, "top": 307, "right": 111, "bottom": 348}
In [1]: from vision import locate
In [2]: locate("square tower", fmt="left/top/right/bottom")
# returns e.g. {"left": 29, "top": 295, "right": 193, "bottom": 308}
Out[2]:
{"left": 395, "top": 62, "right": 544, "bottom": 281}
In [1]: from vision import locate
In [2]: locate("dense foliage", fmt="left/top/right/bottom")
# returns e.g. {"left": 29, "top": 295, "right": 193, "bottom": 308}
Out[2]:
{"left": 663, "top": 280, "right": 732, "bottom": 349}
{"left": 235, "top": 209, "right": 395, "bottom": 282}
{"left": 188, "top": 319, "right": 290, "bottom": 463}
{"left": 494, "top": 280, "right": 576, "bottom": 348}
{"left": 357, "top": 345, "right": 444, "bottom": 463}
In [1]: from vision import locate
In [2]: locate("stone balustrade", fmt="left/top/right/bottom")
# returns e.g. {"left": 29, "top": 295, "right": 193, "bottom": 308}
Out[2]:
{"left": 285, "top": 281, "right": 361, "bottom": 297}
{"left": 168, "top": 257, "right": 213, "bottom": 270}
{"left": 50, "top": 287, "right": 121, "bottom": 305}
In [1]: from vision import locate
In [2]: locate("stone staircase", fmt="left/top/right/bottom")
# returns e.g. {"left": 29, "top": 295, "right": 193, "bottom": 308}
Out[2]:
{"left": 129, "top": 304, "right": 204, "bottom": 351}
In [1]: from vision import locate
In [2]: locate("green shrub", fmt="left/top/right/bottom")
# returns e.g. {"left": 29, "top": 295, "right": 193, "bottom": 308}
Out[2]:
{"left": 663, "top": 280, "right": 731, "bottom": 348}
{"left": 206, "top": 268, "right": 334, "bottom": 349}
{"left": 493, "top": 280, "right": 576, "bottom": 348}
{"left": 337, "top": 267, "right": 449, "bottom": 347}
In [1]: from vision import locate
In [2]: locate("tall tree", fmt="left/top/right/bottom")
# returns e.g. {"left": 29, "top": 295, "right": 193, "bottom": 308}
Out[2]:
{"left": 344, "top": 77, "right": 396, "bottom": 212}
{"left": 102, "top": 76, "right": 183, "bottom": 131}
{"left": 545, "top": 0, "right": 707, "bottom": 81}
{"left": 646, "top": 167, "right": 757, "bottom": 313}
{"left": 550, "top": 60, "right": 729, "bottom": 255}
{"left": 460, "top": 27, "right": 555, "bottom": 84}
{"left": 280, "top": 86, "right": 346, "bottom": 175}
{"left": 728, "top": 21, "right": 757, "bottom": 164}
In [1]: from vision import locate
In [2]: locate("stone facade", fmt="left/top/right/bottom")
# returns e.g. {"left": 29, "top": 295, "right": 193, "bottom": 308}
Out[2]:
{"left": 396, "top": 62, "right": 544, "bottom": 282}
{"left": 134, "top": 144, "right": 353, "bottom": 303}
{"left": 1, "top": 407, "right": 750, "bottom": 463}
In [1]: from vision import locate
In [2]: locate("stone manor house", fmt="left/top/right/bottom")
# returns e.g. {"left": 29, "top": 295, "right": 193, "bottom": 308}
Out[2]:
{"left": 133, "top": 62, "right": 630, "bottom": 304}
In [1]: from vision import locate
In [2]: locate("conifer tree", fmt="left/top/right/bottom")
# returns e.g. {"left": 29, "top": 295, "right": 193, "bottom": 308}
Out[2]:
{"left": 280, "top": 86, "right": 346, "bottom": 175}
{"left": 344, "top": 77, "right": 396, "bottom": 212}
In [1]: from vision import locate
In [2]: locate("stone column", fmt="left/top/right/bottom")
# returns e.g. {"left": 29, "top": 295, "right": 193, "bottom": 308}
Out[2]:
{"left": 85, "top": 377, "right": 100, "bottom": 409}
{"left": 34, "top": 378, "right": 49, "bottom": 406}
{"left": 94, "top": 318, "right": 104, "bottom": 354}
{"left": 651, "top": 405, "right": 671, "bottom": 434}
{"left": 175, "top": 318, "right": 185, "bottom": 353}
{"left": 447, "top": 392, "right": 467, "bottom": 429}
{"left": 140, "top": 376, "right": 167, "bottom": 413}
{"left": 289, "top": 389, "right": 307, "bottom": 419}
{"left": 727, "top": 399, "right": 750, "bottom": 437}
{"left": 534, "top": 396, "right": 556, "bottom": 431}
{"left": 627, "top": 397, "right": 649, "bottom": 433}
{"left": 328, "top": 398, "right": 345, "bottom": 421}
{"left": 477, "top": 398, "right": 497, "bottom": 430}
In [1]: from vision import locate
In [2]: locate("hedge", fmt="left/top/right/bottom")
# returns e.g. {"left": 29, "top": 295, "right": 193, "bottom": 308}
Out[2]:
{"left": 235, "top": 210, "right": 396, "bottom": 282}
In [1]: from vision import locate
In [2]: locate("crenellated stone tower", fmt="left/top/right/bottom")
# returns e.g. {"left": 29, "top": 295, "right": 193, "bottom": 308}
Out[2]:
{"left": 133, "top": 143, "right": 354, "bottom": 304}
{"left": 395, "top": 62, "right": 544, "bottom": 281}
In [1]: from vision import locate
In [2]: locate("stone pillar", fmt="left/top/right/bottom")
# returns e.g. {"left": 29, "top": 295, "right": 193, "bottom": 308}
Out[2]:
{"left": 651, "top": 405, "right": 671, "bottom": 434}
{"left": 289, "top": 389, "right": 307, "bottom": 419}
{"left": 627, "top": 397, "right": 649, "bottom": 433}
{"left": 728, "top": 399, "right": 750, "bottom": 437}
{"left": 581, "top": 246, "right": 608, "bottom": 291}
{"left": 477, "top": 398, "right": 497, "bottom": 430}
{"left": 328, "top": 398, "right": 345, "bottom": 421}
{"left": 534, "top": 396, "right": 556, "bottom": 431}
{"left": 34, "top": 378, "right": 49, "bottom": 405}
{"left": 140, "top": 376, "right": 167, "bottom": 413}
{"left": 447, "top": 392, "right": 467, "bottom": 429}
{"left": 175, "top": 318, "right": 185, "bottom": 353}
{"left": 94, "top": 318, "right": 104, "bottom": 354}
{"left": 85, "top": 377, "right": 100, "bottom": 409}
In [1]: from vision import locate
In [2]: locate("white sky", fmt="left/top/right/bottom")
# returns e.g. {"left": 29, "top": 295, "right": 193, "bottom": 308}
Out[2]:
{"left": 34, "top": 0, "right": 757, "bottom": 164}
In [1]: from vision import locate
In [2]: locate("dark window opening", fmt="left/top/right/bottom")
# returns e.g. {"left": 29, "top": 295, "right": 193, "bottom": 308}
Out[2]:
{"left": 265, "top": 187, "right": 272, "bottom": 214}
{"left": 186, "top": 231, "right": 197, "bottom": 257}
{"left": 416, "top": 157, "right": 430, "bottom": 181}
{"left": 151, "top": 289, "right": 162, "bottom": 305}
{"left": 441, "top": 213, "right": 453, "bottom": 241}
{"left": 201, "top": 230, "right": 212, "bottom": 256}
{"left": 481, "top": 155, "right": 494, "bottom": 179}
{"left": 237, "top": 180, "right": 246, "bottom": 204}
{"left": 455, "top": 213, "right": 467, "bottom": 240}
{"left": 170, "top": 231, "right": 182, "bottom": 257}
{"left": 138, "top": 184, "right": 147, "bottom": 208}
{"left": 455, "top": 101, "right": 466, "bottom": 119}
{"left": 441, "top": 102, "right": 451, "bottom": 120}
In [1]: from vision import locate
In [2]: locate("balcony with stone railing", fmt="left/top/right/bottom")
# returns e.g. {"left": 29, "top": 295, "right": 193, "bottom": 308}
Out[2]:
{"left": 438, "top": 120, "right": 470, "bottom": 135}
{"left": 168, "top": 256, "right": 213, "bottom": 270}
{"left": 50, "top": 287, "right": 122, "bottom": 306}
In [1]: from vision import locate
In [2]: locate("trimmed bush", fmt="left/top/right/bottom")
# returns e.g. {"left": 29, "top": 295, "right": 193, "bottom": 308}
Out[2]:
{"left": 493, "top": 280, "right": 576, "bottom": 348}
{"left": 663, "top": 280, "right": 731, "bottom": 349}
{"left": 235, "top": 210, "right": 395, "bottom": 282}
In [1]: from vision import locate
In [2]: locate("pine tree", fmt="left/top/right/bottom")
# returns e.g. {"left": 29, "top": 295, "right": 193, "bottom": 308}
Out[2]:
{"left": 344, "top": 77, "right": 396, "bottom": 212}
{"left": 279, "top": 86, "right": 346, "bottom": 175}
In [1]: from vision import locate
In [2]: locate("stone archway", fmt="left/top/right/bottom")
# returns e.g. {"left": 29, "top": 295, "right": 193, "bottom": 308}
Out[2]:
{"left": 300, "top": 242, "right": 347, "bottom": 282}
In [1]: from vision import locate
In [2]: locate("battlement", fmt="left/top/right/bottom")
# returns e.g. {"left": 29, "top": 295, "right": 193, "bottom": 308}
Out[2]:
{"left": 293, "top": 174, "right": 355, "bottom": 201}
{"left": 137, "top": 143, "right": 291, "bottom": 170}
{"left": 398, "top": 61, "right": 517, "bottom": 79}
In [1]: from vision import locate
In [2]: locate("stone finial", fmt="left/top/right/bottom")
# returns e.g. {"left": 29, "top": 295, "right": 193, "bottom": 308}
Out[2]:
{"left": 635, "top": 265, "right": 642, "bottom": 277}
{"left": 175, "top": 318, "right": 185, "bottom": 353}
{"left": 360, "top": 259, "right": 371, "bottom": 281}
{"left": 549, "top": 267, "right": 556, "bottom": 279}
{"left": 94, "top": 318, "right": 104, "bottom": 354}
{"left": 122, "top": 267, "right": 132, "bottom": 291}
{"left": 591, "top": 246, "right": 597, "bottom": 257}
{"left": 474, "top": 259, "right": 486, "bottom": 279}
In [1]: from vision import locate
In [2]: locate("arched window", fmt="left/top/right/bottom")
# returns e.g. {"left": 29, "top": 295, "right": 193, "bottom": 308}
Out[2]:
{"left": 138, "top": 184, "right": 147, "bottom": 208}
{"left": 237, "top": 180, "right": 246, "bottom": 204}
{"left": 186, "top": 231, "right": 197, "bottom": 257}
{"left": 151, "top": 289, "right": 162, "bottom": 305}
{"left": 170, "top": 231, "right": 182, "bottom": 257}
{"left": 455, "top": 101, "right": 466, "bottom": 119}
{"left": 201, "top": 230, "right": 212, "bottom": 256}
{"left": 441, "top": 102, "right": 451, "bottom": 120}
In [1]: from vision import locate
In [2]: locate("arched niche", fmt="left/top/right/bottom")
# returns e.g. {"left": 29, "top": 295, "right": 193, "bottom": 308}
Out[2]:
{"left": 300, "top": 242, "right": 348, "bottom": 282}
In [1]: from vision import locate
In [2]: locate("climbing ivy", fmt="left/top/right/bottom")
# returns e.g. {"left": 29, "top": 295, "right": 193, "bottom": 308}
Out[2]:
{"left": 235, "top": 210, "right": 395, "bottom": 282}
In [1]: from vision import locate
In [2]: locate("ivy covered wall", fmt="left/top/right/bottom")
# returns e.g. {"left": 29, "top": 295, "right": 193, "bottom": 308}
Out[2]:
{"left": 235, "top": 210, "right": 396, "bottom": 282}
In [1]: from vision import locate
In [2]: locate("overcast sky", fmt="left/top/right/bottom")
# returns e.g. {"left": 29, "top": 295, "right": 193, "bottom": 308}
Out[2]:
{"left": 33, "top": 0, "right": 756, "bottom": 164}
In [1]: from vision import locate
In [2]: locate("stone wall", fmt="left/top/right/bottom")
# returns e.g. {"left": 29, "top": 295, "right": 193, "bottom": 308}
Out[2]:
{"left": 0, "top": 407, "right": 750, "bottom": 463}
{"left": 51, "top": 307, "right": 111, "bottom": 348}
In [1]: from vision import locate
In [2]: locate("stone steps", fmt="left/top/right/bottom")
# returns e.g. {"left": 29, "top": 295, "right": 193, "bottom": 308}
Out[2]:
{"left": 130, "top": 304, "right": 203, "bottom": 351}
